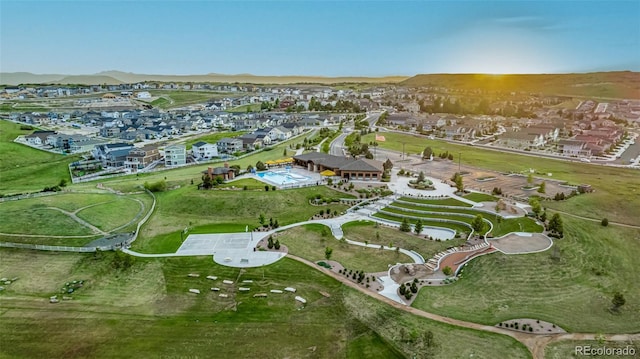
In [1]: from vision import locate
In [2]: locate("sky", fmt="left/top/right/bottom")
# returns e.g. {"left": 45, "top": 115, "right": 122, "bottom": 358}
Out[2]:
{"left": 1, "top": 0, "right": 639, "bottom": 76}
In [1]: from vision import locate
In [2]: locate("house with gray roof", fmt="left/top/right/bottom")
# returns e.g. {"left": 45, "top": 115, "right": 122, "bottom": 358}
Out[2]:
{"left": 293, "top": 152, "right": 383, "bottom": 181}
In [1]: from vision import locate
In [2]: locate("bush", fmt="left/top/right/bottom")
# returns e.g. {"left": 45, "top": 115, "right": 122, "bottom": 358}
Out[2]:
{"left": 144, "top": 180, "right": 167, "bottom": 192}
{"left": 601, "top": 218, "right": 609, "bottom": 227}
{"left": 442, "top": 266, "right": 453, "bottom": 276}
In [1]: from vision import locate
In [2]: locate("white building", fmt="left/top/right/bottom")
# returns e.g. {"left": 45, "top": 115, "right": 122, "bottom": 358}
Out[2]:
{"left": 191, "top": 141, "right": 219, "bottom": 160}
{"left": 164, "top": 144, "right": 187, "bottom": 167}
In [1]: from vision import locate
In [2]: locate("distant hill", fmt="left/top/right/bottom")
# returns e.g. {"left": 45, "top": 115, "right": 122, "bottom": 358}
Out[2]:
{"left": 0, "top": 71, "right": 409, "bottom": 86}
{"left": 401, "top": 71, "right": 640, "bottom": 99}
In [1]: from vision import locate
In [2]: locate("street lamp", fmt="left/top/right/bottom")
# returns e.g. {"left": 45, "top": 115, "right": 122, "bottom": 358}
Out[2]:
{"left": 458, "top": 152, "right": 462, "bottom": 173}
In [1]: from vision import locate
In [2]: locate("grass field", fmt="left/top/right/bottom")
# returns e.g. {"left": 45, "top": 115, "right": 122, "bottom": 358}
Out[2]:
{"left": 464, "top": 192, "right": 499, "bottom": 202}
{"left": 147, "top": 90, "right": 231, "bottom": 109}
{"left": 373, "top": 212, "right": 471, "bottom": 235}
{"left": 0, "top": 120, "right": 78, "bottom": 195}
{"left": 341, "top": 221, "right": 466, "bottom": 259}
{"left": 133, "top": 185, "right": 353, "bottom": 253}
{"left": 363, "top": 131, "right": 640, "bottom": 225}
{"left": 545, "top": 340, "right": 640, "bottom": 359}
{"left": 0, "top": 248, "right": 530, "bottom": 358}
{"left": 276, "top": 224, "right": 411, "bottom": 272}
{"left": 75, "top": 197, "right": 144, "bottom": 232}
{"left": 220, "top": 178, "right": 268, "bottom": 190}
{"left": 182, "top": 130, "right": 247, "bottom": 149}
{"left": 399, "top": 196, "right": 472, "bottom": 207}
{"left": 226, "top": 103, "right": 262, "bottom": 113}
{"left": 411, "top": 217, "right": 640, "bottom": 333}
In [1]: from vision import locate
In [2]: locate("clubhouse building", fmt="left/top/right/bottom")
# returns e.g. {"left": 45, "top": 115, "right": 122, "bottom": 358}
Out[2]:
{"left": 292, "top": 152, "right": 384, "bottom": 181}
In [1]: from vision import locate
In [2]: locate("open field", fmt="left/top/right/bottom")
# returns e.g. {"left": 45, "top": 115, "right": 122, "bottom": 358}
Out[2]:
{"left": 276, "top": 224, "right": 411, "bottom": 272}
{"left": 0, "top": 248, "right": 528, "bottom": 358}
{"left": 545, "top": 340, "right": 640, "bottom": 359}
{"left": 220, "top": 178, "right": 267, "bottom": 190}
{"left": 0, "top": 120, "right": 78, "bottom": 195}
{"left": 411, "top": 217, "right": 640, "bottom": 333}
{"left": 401, "top": 72, "right": 640, "bottom": 99}
{"left": 342, "top": 221, "right": 466, "bottom": 259}
{"left": 363, "top": 131, "right": 640, "bottom": 225}
{"left": 182, "top": 130, "right": 246, "bottom": 149}
{"left": 76, "top": 197, "right": 144, "bottom": 232}
{"left": 133, "top": 185, "right": 353, "bottom": 253}
{"left": 226, "top": 103, "right": 262, "bottom": 113}
{"left": 399, "top": 196, "right": 472, "bottom": 207}
{"left": 464, "top": 192, "right": 498, "bottom": 202}
{"left": 147, "top": 90, "right": 232, "bottom": 109}
{"left": 0, "top": 204, "right": 93, "bottom": 236}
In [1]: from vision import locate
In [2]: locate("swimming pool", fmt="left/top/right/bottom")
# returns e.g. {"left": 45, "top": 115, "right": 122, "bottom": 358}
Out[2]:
{"left": 256, "top": 170, "right": 311, "bottom": 185}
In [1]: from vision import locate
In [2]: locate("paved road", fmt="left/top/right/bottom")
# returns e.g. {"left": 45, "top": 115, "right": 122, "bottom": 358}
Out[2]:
{"left": 329, "top": 112, "right": 383, "bottom": 157}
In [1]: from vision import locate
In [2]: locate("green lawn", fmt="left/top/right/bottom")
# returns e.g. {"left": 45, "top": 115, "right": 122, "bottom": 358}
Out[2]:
{"left": 381, "top": 206, "right": 489, "bottom": 234}
{"left": 276, "top": 224, "right": 412, "bottom": 272}
{"left": 399, "top": 196, "right": 473, "bottom": 207}
{"left": 226, "top": 103, "right": 262, "bottom": 113}
{"left": 363, "top": 132, "right": 640, "bottom": 225}
{"left": 183, "top": 130, "right": 246, "bottom": 149}
{"left": 373, "top": 212, "right": 471, "bottom": 236}
{"left": 0, "top": 202, "right": 93, "bottom": 236}
{"left": 464, "top": 192, "right": 499, "bottom": 203}
{"left": 545, "top": 340, "right": 640, "bottom": 359}
{"left": 0, "top": 248, "right": 529, "bottom": 358}
{"left": 76, "top": 197, "right": 144, "bottom": 232}
{"left": 0, "top": 120, "right": 78, "bottom": 195}
{"left": 220, "top": 178, "right": 267, "bottom": 190}
{"left": 148, "top": 90, "right": 231, "bottom": 109}
{"left": 133, "top": 185, "right": 352, "bottom": 253}
{"left": 411, "top": 217, "right": 640, "bottom": 333}
{"left": 341, "top": 221, "right": 466, "bottom": 259}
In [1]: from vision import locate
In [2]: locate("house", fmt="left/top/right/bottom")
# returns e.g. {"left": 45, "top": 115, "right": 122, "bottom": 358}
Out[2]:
{"left": 100, "top": 126, "right": 121, "bottom": 137}
{"left": 201, "top": 164, "right": 235, "bottom": 181}
{"left": 124, "top": 145, "right": 161, "bottom": 172}
{"left": 164, "top": 144, "right": 187, "bottom": 167}
{"left": 237, "top": 134, "right": 263, "bottom": 150}
{"left": 497, "top": 130, "right": 545, "bottom": 148}
{"left": 25, "top": 130, "right": 56, "bottom": 146}
{"left": 216, "top": 137, "right": 243, "bottom": 154}
{"left": 92, "top": 142, "right": 133, "bottom": 161}
{"left": 558, "top": 140, "right": 591, "bottom": 157}
{"left": 104, "top": 148, "right": 132, "bottom": 167}
{"left": 46, "top": 134, "right": 92, "bottom": 150}
{"left": 292, "top": 152, "right": 384, "bottom": 181}
{"left": 191, "top": 141, "right": 219, "bottom": 160}
{"left": 69, "top": 139, "right": 106, "bottom": 153}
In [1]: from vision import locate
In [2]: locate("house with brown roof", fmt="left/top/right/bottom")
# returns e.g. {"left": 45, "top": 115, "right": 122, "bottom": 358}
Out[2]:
{"left": 292, "top": 152, "right": 383, "bottom": 181}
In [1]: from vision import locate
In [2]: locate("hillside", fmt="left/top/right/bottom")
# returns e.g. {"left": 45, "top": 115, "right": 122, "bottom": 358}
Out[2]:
{"left": 0, "top": 71, "right": 408, "bottom": 86}
{"left": 401, "top": 71, "right": 640, "bottom": 99}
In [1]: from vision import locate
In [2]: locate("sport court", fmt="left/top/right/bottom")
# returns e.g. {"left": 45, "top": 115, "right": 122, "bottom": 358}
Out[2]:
{"left": 176, "top": 232, "right": 286, "bottom": 268}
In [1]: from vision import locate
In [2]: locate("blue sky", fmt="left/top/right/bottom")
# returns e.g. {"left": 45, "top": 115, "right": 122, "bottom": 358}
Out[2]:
{"left": 1, "top": 1, "right": 639, "bottom": 76}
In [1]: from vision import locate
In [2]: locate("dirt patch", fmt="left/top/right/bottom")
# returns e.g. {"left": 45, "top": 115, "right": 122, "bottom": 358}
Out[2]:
{"left": 497, "top": 318, "right": 566, "bottom": 334}
{"left": 490, "top": 233, "right": 552, "bottom": 254}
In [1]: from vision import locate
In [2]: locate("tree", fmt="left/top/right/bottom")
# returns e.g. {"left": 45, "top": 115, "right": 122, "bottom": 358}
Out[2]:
{"left": 383, "top": 158, "right": 393, "bottom": 171}
{"left": 601, "top": 218, "right": 609, "bottom": 227}
{"left": 538, "top": 181, "right": 546, "bottom": 194}
{"left": 256, "top": 161, "right": 267, "bottom": 171}
{"left": 442, "top": 266, "right": 453, "bottom": 276}
{"left": 414, "top": 219, "right": 423, "bottom": 234}
{"left": 471, "top": 214, "right": 486, "bottom": 234}
{"left": 540, "top": 211, "right": 547, "bottom": 223}
{"left": 58, "top": 178, "right": 68, "bottom": 187}
{"left": 274, "top": 239, "right": 281, "bottom": 250}
{"left": 417, "top": 171, "right": 425, "bottom": 183}
{"left": 399, "top": 218, "right": 411, "bottom": 232}
{"left": 324, "top": 246, "right": 333, "bottom": 260}
{"left": 548, "top": 213, "right": 564, "bottom": 237}
{"left": 611, "top": 292, "right": 626, "bottom": 312}
{"left": 451, "top": 172, "right": 464, "bottom": 193}
{"left": 283, "top": 148, "right": 287, "bottom": 156}
{"left": 422, "top": 146, "right": 433, "bottom": 159}
{"left": 529, "top": 197, "right": 542, "bottom": 217}
{"left": 267, "top": 236, "right": 274, "bottom": 249}
{"left": 527, "top": 173, "right": 534, "bottom": 184}
{"left": 259, "top": 213, "right": 265, "bottom": 225}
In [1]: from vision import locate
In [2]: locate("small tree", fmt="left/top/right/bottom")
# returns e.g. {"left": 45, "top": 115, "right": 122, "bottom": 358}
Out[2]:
{"left": 548, "top": 213, "right": 564, "bottom": 237}
{"left": 259, "top": 213, "right": 265, "bottom": 225}
{"left": 538, "top": 181, "right": 546, "bottom": 194}
{"left": 399, "top": 218, "right": 411, "bottom": 232}
{"left": 601, "top": 218, "right": 609, "bottom": 227}
{"left": 527, "top": 172, "right": 534, "bottom": 184}
{"left": 529, "top": 197, "right": 542, "bottom": 217}
{"left": 274, "top": 239, "right": 281, "bottom": 250}
{"left": 471, "top": 214, "right": 486, "bottom": 234}
{"left": 267, "top": 236, "right": 274, "bottom": 249}
{"left": 442, "top": 266, "right": 453, "bottom": 276}
{"left": 264, "top": 185, "right": 270, "bottom": 191}
{"left": 324, "top": 246, "right": 333, "bottom": 260}
{"left": 417, "top": 171, "right": 425, "bottom": 183}
{"left": 414, "top": 219, "right": 423, "bottom": 235}
{"left": 383, "top": 158, "right": 393, "bottom": 171}
{"left": 611, "top": 292, "right": 626, "bottom": 312}
{"left": 422, "top": 146, "right": 433, "bottom": 159}
{"left": 256, "top": 161, "right": 267, "bottom": 171}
